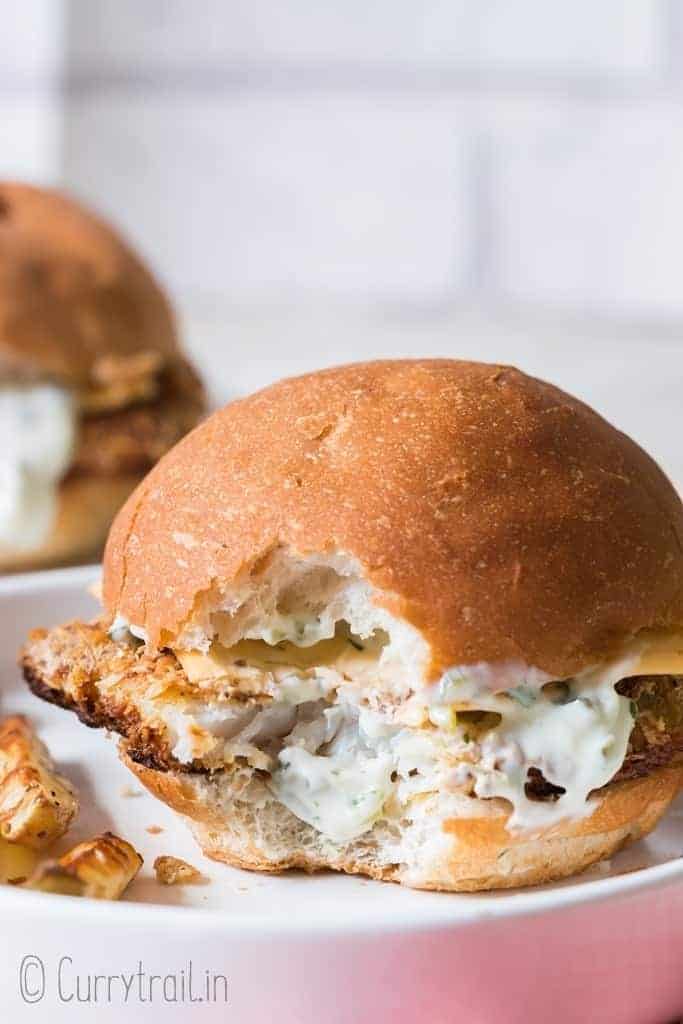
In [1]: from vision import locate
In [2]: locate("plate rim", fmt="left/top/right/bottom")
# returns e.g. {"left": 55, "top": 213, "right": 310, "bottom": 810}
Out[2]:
{"left": 1, "top": 853, "right": 682, "bottom": 935}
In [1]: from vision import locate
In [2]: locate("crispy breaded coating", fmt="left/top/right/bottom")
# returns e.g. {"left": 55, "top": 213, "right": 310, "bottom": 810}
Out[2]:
{"left": 79, "top": 349, "right": 166, "bottom": 413}
{"left": 27, "top": 831, "right": 142, "bottom": 899}
{"left": 71, "top": 360, "right": 205, "bottom": 478}
{"left": 22, "top": 620, "right": 253, "bottom": 773}
{"left": 0, "top": 716, "right": 78, "bottom": 849}
{"left": 615, "top": 675, "right": 683, "bottom": 781}
{"left": 22, "top": 621, "right": 189, "bottom": 771}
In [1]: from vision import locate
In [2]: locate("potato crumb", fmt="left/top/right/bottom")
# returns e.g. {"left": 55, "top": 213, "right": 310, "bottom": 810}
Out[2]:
{"left": 145, "top": 825, "right": 164, "bottom": 835}
{"left": 120, "top": 785, "right": 143, "bottom": 799}
{"left": 154, "top": 855, "right": 202, "bottom": 886}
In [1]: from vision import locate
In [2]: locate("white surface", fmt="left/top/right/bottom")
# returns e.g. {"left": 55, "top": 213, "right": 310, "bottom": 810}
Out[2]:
{"left": 64, "top": 0, "right": 661, "bottom": 74}
{"left": 492, "top": 99, "right": 683, "bottom": 317}
{"left": 0, "top": 96, "right": 62, "bottom": 182}
{"left": 2, "top": 567, "right": 683, "bottom": 1023}
{"left": 64, "top": 92, "right": 470, "bottom": 301}
{"left": 0, "top": 0, "right": 64, "bottom": 78}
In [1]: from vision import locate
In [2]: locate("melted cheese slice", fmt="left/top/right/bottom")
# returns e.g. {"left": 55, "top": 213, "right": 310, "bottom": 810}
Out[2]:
{"left": 175, "top": 629, "right": 683, "bottom": 690}
{"left": 176, "top": 634, "right": 380, "bottom": 684}
{"left": 629, "top": 632, "right": 683, "bottom": 677}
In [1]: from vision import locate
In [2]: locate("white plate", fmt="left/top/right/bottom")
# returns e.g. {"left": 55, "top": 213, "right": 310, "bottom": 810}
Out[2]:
{"left": 2, "top": 567, "right": 683, "bottom": 1023}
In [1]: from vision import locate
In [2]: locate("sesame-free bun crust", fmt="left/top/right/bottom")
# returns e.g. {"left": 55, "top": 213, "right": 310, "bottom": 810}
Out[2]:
{"left": 104, "top": 359, "right": 683, "bottom": 679}
{"left": 0, "top": 182, "right": 179, "bottom": 387}
{"left": 0, "top": 473, "right": 143, "bottom": 573}
{"left": 123, "top": 755, "right": 683, "bottom": 891}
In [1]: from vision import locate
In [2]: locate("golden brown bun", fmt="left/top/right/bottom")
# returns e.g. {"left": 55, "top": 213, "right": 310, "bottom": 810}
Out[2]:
{"left": 103, "top": 359, "right": 683, "bottom": 679}
{"left": 123, "top": 755, "right": 683, "bottom": 891}
{"left": 0, "top": 182, "right": 179, "bottom": 389}
{"left": 0, "top": 473, "right": 143, "bottom": 573}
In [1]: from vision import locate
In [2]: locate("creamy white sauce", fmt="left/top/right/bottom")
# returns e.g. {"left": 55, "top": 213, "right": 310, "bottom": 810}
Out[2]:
{"left": 445, "top": 653, "right": 638, "bottom": 830}
{"left": 267, "top": 704, "right": 446, "bottom": 842}
{"left": 437, "top": 660, "right": 553, "bottom": 702}
{"left": 272, "top": 744, "right": 394, "bottom": 843}
{"left": 262, "top": 649, "right": 641, "bottom": 838}
{"left": 244, "top": 612, "right": 335, "bottom": 648}
{"left": 117, "top": 612, "right": 648, "bottom": 842}
{"left": 109, "top": 615, "right": 149, "bottom": 644}
{"left": 0, "top": 385, "right": 76, "bottom": 551}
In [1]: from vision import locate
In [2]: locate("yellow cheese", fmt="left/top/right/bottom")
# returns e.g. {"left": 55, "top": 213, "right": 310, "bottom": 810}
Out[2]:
{"left": 176, "top": 647, "right": 238, "bottom": 683}
{"left": 176, "top": 629, "right": 683, "bottom": 689}
{"left": 628, "top": 632, "right": 683, "bottom": 678}
{"left": 176, "top": 632, "right": 380, "bottom": 684}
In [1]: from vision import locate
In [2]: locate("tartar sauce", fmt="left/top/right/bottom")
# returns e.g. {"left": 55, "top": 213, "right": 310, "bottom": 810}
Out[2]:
{"left": 0, "top": 385, "right": 76, "bottom": 552}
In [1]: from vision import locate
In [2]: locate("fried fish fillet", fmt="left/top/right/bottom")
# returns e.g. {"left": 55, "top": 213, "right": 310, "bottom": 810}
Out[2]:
{"left": 70, "top": 360, "right": 205, "bottom": 479}
{"left": 22, "top": 621, "right": 683, "bottom": 798}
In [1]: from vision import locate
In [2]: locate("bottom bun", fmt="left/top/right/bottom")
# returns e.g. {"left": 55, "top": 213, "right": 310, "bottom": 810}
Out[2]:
{"left": 0, "top": 473, "right": 144, "bottom": 574}
{"left": 122, "top": 753, "right": 683, "bottom": 892}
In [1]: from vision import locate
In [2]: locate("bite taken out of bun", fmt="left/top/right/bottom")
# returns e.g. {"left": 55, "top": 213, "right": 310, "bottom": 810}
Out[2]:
{"left": 23, "top": 360, "right": 683, "bottom": 890}
{"left": 105, "top": 359, "right": 683, "bottom": 677}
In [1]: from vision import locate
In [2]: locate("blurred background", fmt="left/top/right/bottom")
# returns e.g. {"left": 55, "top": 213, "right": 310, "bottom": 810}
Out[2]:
{"left": 4, "top": 1, "right": 683, "bottom": 479}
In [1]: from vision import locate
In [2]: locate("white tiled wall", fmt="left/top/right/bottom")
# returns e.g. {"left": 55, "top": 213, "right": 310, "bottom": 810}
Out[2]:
{"left": 2, "top": 1, "right": 683, "bottom": 320}
{"left": 0, "top": 2, "right": 64, "bottom": 181}
{"left": 489, "top": 99, "right": 683, "bottom": 318}
{"left": 64, "top": 93, "right": 470, "bottom": 301}
{"left": 63, "top": 0, "right": 661, "bottom": 74}
{"left": 0, "top": 97, "right": 62, "bottom": 181}
{"left": 0, "top": 1, "right": 64, "bottom": 78}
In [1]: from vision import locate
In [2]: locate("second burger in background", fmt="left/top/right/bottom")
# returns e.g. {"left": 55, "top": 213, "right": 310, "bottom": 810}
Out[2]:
{"left": 0, "top": 182, "right": 206, "bottom": 572}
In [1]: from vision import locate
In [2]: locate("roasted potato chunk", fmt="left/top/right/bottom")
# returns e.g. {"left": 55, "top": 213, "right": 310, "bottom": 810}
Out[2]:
{"left": 0, "top": 716, "right": 78, "bottom": 849}
{"left": 27, "top": 832, "right": 142, "bottom": 900}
